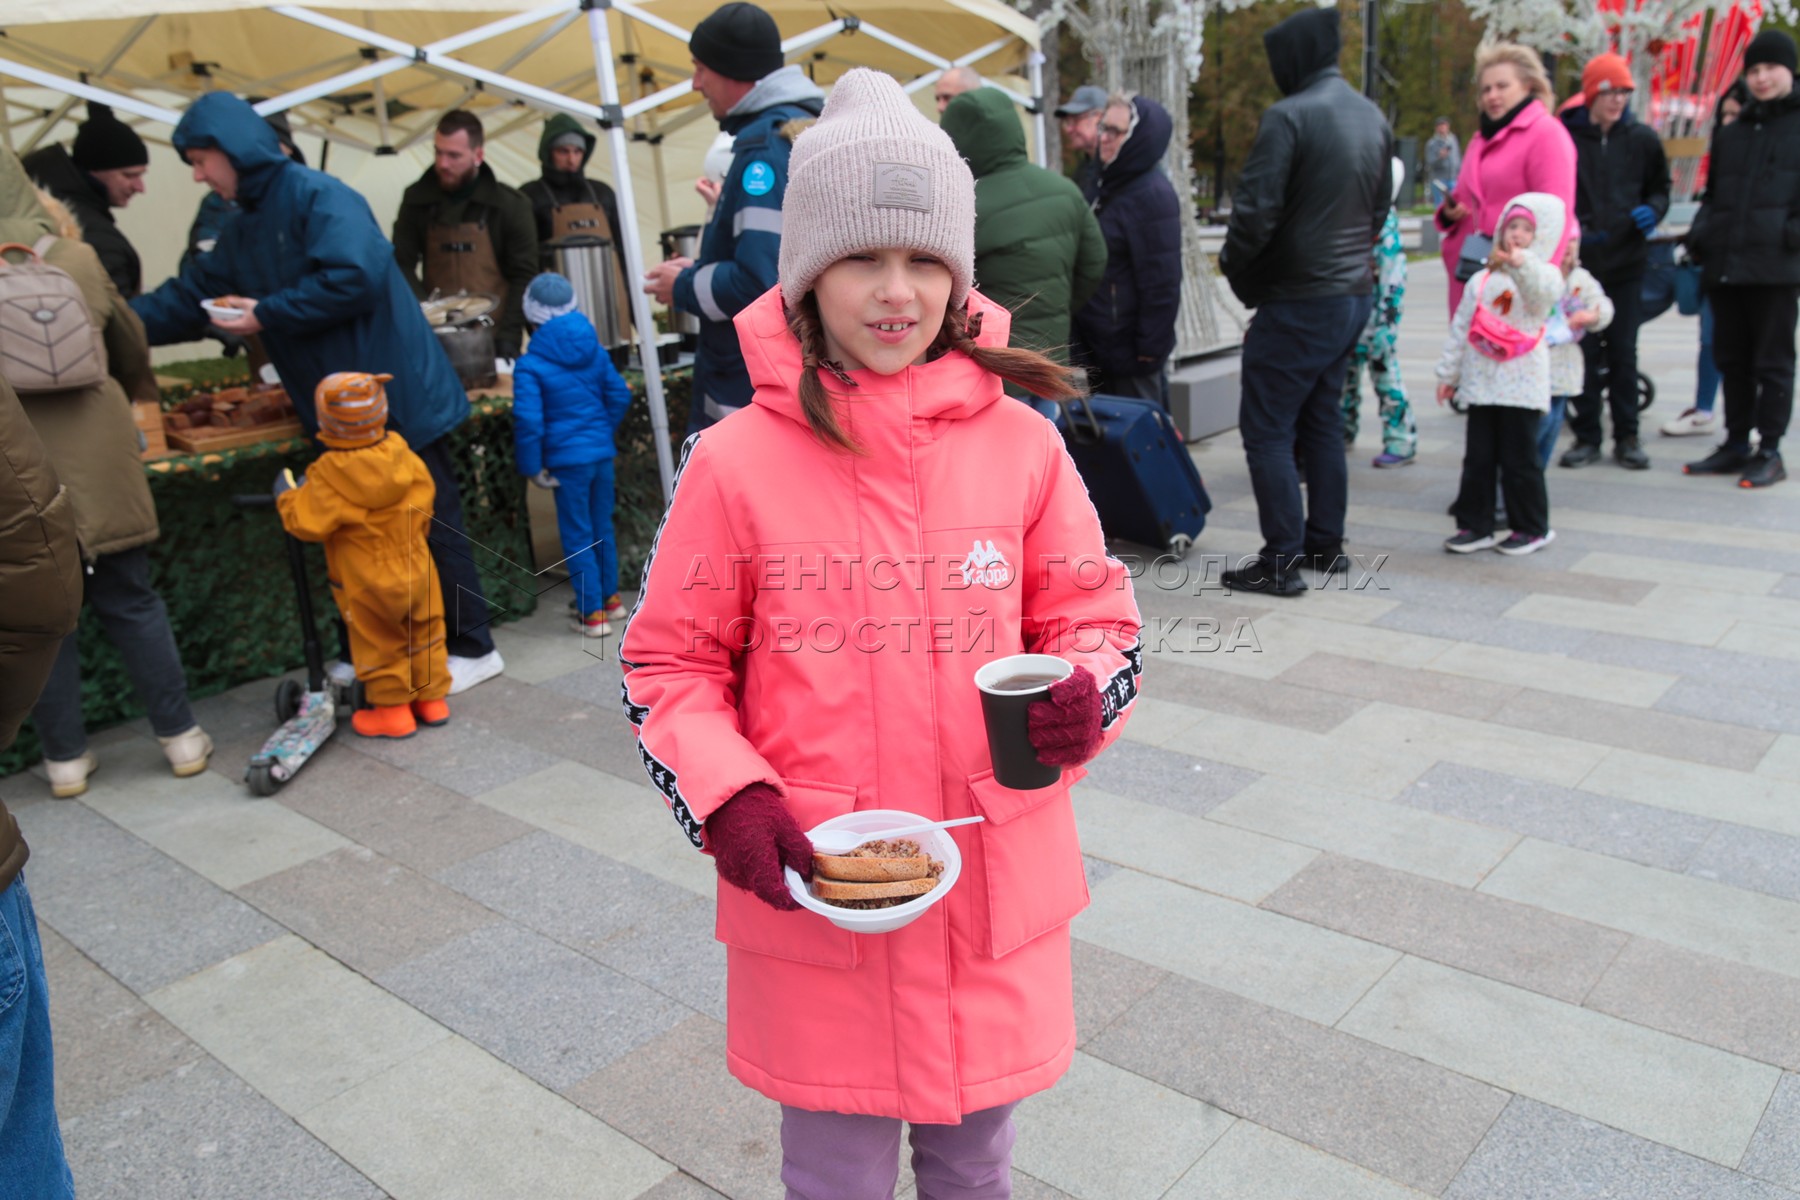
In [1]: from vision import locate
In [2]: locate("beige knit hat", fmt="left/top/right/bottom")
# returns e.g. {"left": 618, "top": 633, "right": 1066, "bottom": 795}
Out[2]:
{"left": 779, "top": 68, "right": 976, "bottom": 311}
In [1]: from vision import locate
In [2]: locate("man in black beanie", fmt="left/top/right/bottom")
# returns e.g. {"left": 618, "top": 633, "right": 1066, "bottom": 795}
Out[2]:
{"left": 1684, "top": 29, "right": 1800, "bottom": 488}
{"left": 642, "top": 1, "right": 823, "bottom": 433}
{"left": 22, "top": 103, "right": 148, "bottom": 297}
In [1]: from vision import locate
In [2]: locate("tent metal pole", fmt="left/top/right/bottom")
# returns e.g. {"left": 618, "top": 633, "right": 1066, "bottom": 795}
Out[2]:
{"left": 0, "top": 58, "right": 182, "bottom": 125}
{"left": 1028, "top": 51, "right": 1047, "bottom": 168}
{"left": 610, "top": 1, "right": 695, "bottom": 46}
{"left": 0, "top": 79, "right": 10, "bottom": 152}
{"left": 589, "top": 1, "right": 675, "bottom": 502}
{"left": 854, "top": 22, "right": 951, "bottom": 70}
{"left": 19, "top": 17, "right": 157, "bottom": 155}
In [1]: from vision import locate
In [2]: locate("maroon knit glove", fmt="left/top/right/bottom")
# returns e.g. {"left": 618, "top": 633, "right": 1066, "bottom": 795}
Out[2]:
{"left": 704, "top": 783, "right": 814, "bottom": 911}
{"left": 1027, "top": 667, "right": 1103, "bottom": 767}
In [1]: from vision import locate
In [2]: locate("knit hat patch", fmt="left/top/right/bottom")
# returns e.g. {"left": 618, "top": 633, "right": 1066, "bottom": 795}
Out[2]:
{"left": 316, "top": 372, "right": 392, "bottom": 449}
{"left": 524, "top": 271, "right": 580, "bottom": 326}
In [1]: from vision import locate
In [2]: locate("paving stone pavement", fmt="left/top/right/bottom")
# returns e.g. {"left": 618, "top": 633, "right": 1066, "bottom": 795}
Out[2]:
{"left": 8, "top": 267, "right": 1800, "bottom": 1197}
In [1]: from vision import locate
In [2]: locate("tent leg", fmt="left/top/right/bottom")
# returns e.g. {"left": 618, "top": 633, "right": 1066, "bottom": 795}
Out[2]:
{"left": 589, "top": 3, "right": 676, "bottom": 503}
{"left": 1029, "top": 51, "right": 1047, "bottom": 169}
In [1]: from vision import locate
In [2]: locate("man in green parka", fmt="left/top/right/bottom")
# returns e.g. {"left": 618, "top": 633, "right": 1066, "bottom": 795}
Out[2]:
{"left": 941, "top": 86, "right": 1106, "bottom": 373}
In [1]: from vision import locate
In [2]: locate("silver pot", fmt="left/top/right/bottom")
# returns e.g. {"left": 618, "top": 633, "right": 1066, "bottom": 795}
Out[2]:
{"left": 423, "top": 293, "right": 500, "bottom": 391}
{"left": 547, "top": 235, "right": 625, "bottom": 349}
{"left": 660, "top": 225, "right": 702, "bottom": 344}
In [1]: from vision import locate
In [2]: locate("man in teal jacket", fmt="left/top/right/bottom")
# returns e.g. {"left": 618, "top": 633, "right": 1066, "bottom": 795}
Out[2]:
{"left": 132, "top": 92, "right": 505, "bottom": 692}
{"left": 941, "top": 87, "right": 1106, "bottom": 371}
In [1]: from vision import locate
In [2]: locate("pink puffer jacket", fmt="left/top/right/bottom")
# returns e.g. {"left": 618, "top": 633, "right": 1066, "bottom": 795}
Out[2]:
{"left": 620, "top": 285, "right": 1142, "bottom": 1123}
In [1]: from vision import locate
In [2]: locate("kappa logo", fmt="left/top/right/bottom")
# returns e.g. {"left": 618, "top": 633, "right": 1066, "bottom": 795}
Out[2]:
{"left": 958, "top": 539, "right": 1013, "bottom": 588}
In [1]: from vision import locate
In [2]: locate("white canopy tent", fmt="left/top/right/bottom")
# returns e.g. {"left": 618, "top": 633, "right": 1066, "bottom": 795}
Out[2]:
{"left": 1, "top": 0, "right": 1045, "bottom": 498}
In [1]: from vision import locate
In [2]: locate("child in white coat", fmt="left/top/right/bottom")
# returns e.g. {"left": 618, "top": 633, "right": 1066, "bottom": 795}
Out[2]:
{"left": 1540, "top": 240, "right": 1614, "bottom": 468}
{"left": 1436, "top": 192, "right": 1565, "bottom": 555}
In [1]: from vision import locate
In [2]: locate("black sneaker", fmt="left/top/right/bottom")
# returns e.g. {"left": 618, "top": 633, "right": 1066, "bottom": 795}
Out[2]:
{"left": 1223, "top": 556, "right": 1308, "bottom": 596}
{"left": 1740, "top": 450, "right": 1787, "bottom": 489}
{"left": 1496, "top": 530, "right": 1557, "bottom": 556}
{"left": 1302, "top": 546, "right": 1351, "bottom": 575}
{"left": 1560, "top": 442, "right": 1602, "bottom": 468}
{"left": 1685, "top": 444, "right": 1756, "bottom": 475}
{"left": 1614, "top": 439, "right": 1650, "bottom": 470}
{"left": 1445, "top": 530, "right": 1500, "bottom": 554}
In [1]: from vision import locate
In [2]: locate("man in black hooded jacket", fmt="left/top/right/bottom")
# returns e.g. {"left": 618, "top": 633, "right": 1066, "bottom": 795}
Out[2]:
{"left": 1220, "top": 7, "right": 1393, "bottom": 595}
{"left": 22, "top": 103, "right": 148, "bottom": 297}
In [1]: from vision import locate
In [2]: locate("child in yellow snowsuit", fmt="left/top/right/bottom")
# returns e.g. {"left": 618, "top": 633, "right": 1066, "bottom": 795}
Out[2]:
{"left": 275, "top": 372, "right": 450, "bottom": 738}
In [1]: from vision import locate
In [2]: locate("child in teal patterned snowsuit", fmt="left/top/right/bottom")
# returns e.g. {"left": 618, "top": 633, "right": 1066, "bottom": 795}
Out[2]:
{"left": 1342, "top": 206, "right": 1417, "bottom": 466}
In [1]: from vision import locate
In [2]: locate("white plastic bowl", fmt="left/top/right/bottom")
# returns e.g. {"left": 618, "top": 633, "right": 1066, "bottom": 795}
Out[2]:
{"left": 201, "top": 298, "right": 245, "bottom": 322}
{"left": 784, "top": 808, "right": 963, "bottom": 934}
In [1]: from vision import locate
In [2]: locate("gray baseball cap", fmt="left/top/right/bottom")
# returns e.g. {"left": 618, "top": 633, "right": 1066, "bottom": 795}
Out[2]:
{"left": 1054, "top": 85, "right": 1109, "bottom": 117}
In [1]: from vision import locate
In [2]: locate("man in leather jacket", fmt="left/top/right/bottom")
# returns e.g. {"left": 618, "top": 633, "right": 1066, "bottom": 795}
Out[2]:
{"left": 1220, "top": 6, "right": 1394, "bottom": 595}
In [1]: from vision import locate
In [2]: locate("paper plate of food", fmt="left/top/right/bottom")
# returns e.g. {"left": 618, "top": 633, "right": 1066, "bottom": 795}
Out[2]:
{"left": 785, "top": 809, "right": 964, "bottom": 933}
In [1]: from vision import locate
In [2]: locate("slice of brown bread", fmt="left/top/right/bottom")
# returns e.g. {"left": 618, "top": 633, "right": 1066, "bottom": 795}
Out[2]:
{"left": 811, "top": 876, "right": 939, "bottom": 902}
{"left": 812, "top": 853, "right": 932, "bottom": 882}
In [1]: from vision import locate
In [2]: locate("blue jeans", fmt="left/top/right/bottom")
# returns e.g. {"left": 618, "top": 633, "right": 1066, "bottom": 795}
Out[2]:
{"left": 551, "top": 459, "right": 619, "bottom": 615}
{"left": 1539, "top": 395, "right": 1570, "bottom": 470}
{"left": 1239, "top": 294, "right": 1373, "bottom": 559}
{"left": 0, "top": 875, "right": 75, "bottom": 1200}
{"left": 1696, "top": 297, "right": 1720, "bottom": 413}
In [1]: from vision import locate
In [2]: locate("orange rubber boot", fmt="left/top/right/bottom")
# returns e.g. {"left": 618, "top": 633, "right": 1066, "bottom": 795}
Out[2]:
{"left": 411, "top": 698, "right": 450, "bottom": 727}
{"left": 352, "top": 703, "right": 417, "bottom": 739}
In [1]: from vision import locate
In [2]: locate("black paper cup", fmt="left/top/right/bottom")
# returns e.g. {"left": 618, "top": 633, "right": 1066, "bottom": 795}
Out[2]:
{"left": 975, "top": 654, "right": 1075, "bottom": 790}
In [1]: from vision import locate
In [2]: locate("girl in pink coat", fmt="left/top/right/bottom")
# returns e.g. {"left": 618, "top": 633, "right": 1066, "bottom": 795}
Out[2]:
{"left": 620, "top": 69, "right": 1142, "bottom": 1198}
{"left": 1436, "top": 43, "right": 1578, "bottom": 315}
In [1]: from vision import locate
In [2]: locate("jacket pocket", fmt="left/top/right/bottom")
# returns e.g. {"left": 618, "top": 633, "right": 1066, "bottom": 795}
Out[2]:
{"left": 967, "top": 768, "right": 1089, "bottom": 959}
{"left": 714, "top": 779, "right": 861, "bottom": 969}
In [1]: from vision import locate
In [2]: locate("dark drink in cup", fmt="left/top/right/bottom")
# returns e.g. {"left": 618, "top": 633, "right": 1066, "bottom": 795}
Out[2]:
{"left": 974, "top": 655, "right": 1074, "bottom": 790}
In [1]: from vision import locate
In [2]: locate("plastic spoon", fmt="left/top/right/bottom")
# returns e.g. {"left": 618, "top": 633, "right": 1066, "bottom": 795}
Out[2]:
{"left": 809, "top": 815, "right": 986, "bottom": 856}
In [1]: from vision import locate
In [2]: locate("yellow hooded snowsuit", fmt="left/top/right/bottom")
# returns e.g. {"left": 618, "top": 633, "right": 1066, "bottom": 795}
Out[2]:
{"left": 276, "top": 433, "right": 449, "bottom": 705}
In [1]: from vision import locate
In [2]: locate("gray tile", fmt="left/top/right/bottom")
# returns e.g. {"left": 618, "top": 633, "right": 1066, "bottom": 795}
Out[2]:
{"left": 1374, "top": 605, "right": 1594, "bottom": 654}
{"left": 566, "top": 1014, "right": 787, "bottom": 1200}
{"left": 61, "top": 1057, "right": 383, "bottom": 1200}
{"left": 11, "top": 800, "right": 161, "bottom": 902}
{"left": 1658, "top": 679, "right": 1800, "bottom": 737}
{"left": 1552, "top": 529, "right": 1800, "bottom": 578}
{"left": 1082, "top": 854, "right": 1120, "bottom": 891}
{"left": 345, "top": 709, "right": 560, "bottom": 797}
{"left": 1145, "top": 662, "right": 1367, "bottom": 733}
{"left": 538, "top": 662, "right": 628, "bottom": 710}
{"left": 450, "top": 675, "right": 645, "bottom": 781}
{"left": 1776, "top": 576, "right": 1800, "bottom": 602}
{"left": 1395, "top": 762, "right": 1716, "bottom": 871}
{"left": 1575, "top": 633, "right": 1800, "bottom": 704}
{"left": 377, "top": 921, "right": 690, "bottom": 1091}
{"left": 1490, "top": 689, "right": 1775, "bottom": 772}
{"left": 1072, "top": 937, "right": 1169, "bottom": 1048}
{"left": 634, "top": 1173, "right": 729, "bottom": 1199}
{"left": 1084, "top": 974, "right": 1508, "bottom": 1194}
{"left": 1445, "top": 1097, "right": 1796, "bottom": 1200}
{"left": 1688, "top": 824, "right": 1800, "bottom": 902}
{"left": 239, "top": 847, "right": 499, "bottom": 976}
{"left": 1077, "top": 740, "right": 1258, "bottom": 817}
{"left": 1741, "top": 1073, "right": 1800, "bottom": 1189}
{"left": 274, "top": 746, "right": 533, "bottom": 875}
{"left": 1010, "top": 1172, "right": 1076, "bottom": 1199}
{"left": 1262, "top": 855, "right": 1627, "bottom": 1005}
{"left": 436, "top": 830, "right": 701, "bottom": 953}
{"left": 1275, "top": 652, "right": 1517, "bottom": 721}
{"left": 39, "top": 924, "right": 206, "bottom": 1121}
{"left": 587, "top": 899, "right": 727, "bottom": 1023}
{"left": 1585, "top": 940, "right": 1800, "bottom": 1073}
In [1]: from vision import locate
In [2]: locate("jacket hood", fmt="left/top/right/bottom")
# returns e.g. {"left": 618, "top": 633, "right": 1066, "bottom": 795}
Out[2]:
{"left": 1264, "top": 7, "right": 1341, "bottom": 97}
{"left": 940, "top": 87, "right": 1027, "bottom": 179}
{"left": 1497, "top": 191, "right": 1569, "bottom": 266}
{"left": 35, "top": 189, "right": 84, "bottom": 241}
{"left": 527, "top": 310, "right": 601, "bottom": 370}
{"left": 172, "top": 93, "right": 290, "bottom": 209}
{"left": 1561, "top": 103, "right": 1637, "bottom": 134}
{"left": 724, "top": 65, "right": 826, "bottom": 130}
{"left": 1097, "top": 96, "right": 1173, "bottom": 200}
{"left": 20, "top": 144, "right": 105, "bottom": 211}
{"left": 735, "top": 285, "right": 1013, "bottom": 429}
{"left": 0, "top": 147, "right": 58, "bottom": 243}
{"left": 323, "top": 435, "right": 413, "bottom": 510}
{"left": 537, "top": 112, "right": 596, "bottom": 181}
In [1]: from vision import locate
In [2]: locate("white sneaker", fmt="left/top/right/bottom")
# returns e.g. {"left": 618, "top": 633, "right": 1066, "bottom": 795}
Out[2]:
{"left": 44, "top": 751, "right": 98, "bottom": 799}
{"left": 447, "top": 649, "right": 505, "bottom": 695}
{"left": 1660, "top": 408, "right": 1718, "bottom": 437}
{"left": 158, "top": 726, "right": 214, "bottom": 778}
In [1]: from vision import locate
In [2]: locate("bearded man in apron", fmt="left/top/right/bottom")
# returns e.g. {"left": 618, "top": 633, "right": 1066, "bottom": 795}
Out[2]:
{"left": 522, "top": 114, "right": 633, "bottom": 347}
{"left": 392, "top": 110, "right": 539, "bottom": 358}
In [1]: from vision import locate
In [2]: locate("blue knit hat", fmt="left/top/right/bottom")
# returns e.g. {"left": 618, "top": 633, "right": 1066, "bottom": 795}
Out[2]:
{"left": 524, "top": 272, "right": 578, "bottom": 326}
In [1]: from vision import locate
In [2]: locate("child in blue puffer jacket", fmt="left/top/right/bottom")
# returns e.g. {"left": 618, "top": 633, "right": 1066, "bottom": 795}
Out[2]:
{"left": 514, "top": 273, "right": 635, "bottom": 636}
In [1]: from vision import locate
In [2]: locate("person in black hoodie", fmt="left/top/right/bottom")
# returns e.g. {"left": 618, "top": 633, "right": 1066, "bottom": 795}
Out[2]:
{"left": 22, "top": 102, "right": 148, "bottom": 298}
{"left": 1684, "top": 31, "right": 1800, "bottom": 488}
{"left": 521, "top": 113, "right": 630, "bottom": 342}
{"left": 1558, "top": 53, "right": 1670, "bottom": 471}
{"left": 1219, "top": 7, "right": 1394, "bottom": 595}
{"left": 1070, "top": 93, "right": 1181, "bottom": 406}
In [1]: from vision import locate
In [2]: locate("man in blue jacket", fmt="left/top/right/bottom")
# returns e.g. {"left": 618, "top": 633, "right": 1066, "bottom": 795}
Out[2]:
{"left": 133, "top": 92, "right": 505, "bottom": 693}
{"left": 642, "top": 2, "right": 823, "bottom": 434}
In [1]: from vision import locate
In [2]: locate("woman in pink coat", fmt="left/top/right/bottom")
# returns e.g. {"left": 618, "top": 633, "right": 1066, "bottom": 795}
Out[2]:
{"left": 1437, "top": 43, "right": 1578, "bottom": 314}
{"left": 620, "top": 69, "right": 1141, "bottom": 1198}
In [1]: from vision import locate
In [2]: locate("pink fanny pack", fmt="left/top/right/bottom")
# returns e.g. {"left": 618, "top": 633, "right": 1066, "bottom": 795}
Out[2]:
{"left": 1467, "top": 274, "right": 1544, "bottom": 362}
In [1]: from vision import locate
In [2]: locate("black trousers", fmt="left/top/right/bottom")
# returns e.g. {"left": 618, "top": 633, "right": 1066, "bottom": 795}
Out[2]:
{"left": 1572, "top": 270, "right": 1644, "bottom": 446}
{"left": 1454, "top": 406, "right": 1550, "bottom": 538}
{"left": 414, "top": 436, "right": 497, "bottom": 659}
{"left": 1709, "top": 284, "right": 1797, "bottom": 453}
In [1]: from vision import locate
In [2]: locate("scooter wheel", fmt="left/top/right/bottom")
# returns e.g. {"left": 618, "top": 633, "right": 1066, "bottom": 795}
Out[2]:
{"left": 1637, "top": 372, "right": 1656, "bottom": 412}
{"left": 275, "top": 678, "right": 305, "bottom": 723}
{"left": 246, "top": 762, "right": 283, "bottom": 797}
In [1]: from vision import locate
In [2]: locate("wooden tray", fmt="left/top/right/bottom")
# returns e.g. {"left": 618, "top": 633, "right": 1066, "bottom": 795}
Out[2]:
{"left": 166, "top": 418, "right": 305, "bottom": 455}
{"left": 133, "top": 400, "right": 171, "bottom": 460}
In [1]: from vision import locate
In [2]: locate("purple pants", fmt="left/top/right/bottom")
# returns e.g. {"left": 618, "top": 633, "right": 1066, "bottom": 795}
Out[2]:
{"left": 780, "top": 1102, "right": 1019, "bottom": 1200}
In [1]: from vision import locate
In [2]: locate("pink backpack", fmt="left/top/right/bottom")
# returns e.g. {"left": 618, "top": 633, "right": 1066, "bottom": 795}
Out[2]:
{"left": 1467, "top": 270, "right": 1544, "bottom": 362}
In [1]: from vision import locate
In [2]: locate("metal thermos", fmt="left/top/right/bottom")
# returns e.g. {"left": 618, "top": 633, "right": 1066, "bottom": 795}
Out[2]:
{"left": 547, "top": 235, "right": 625, "bottom": 349}
{"left": 660, "top": 225, "right": 702, "bottom": 347}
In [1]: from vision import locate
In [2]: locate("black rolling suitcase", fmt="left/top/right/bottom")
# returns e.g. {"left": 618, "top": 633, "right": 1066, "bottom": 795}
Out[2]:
{"left": 1053, "top": 394, "right": 1211, "bottom": 553}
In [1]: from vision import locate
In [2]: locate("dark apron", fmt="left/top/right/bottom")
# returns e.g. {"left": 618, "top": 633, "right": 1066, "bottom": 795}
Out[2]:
{"left": 424, "top": 215, "right": 507, "bottom": 308}
{"left": 549, "top": 185, "right": 633, "bottom": 338}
